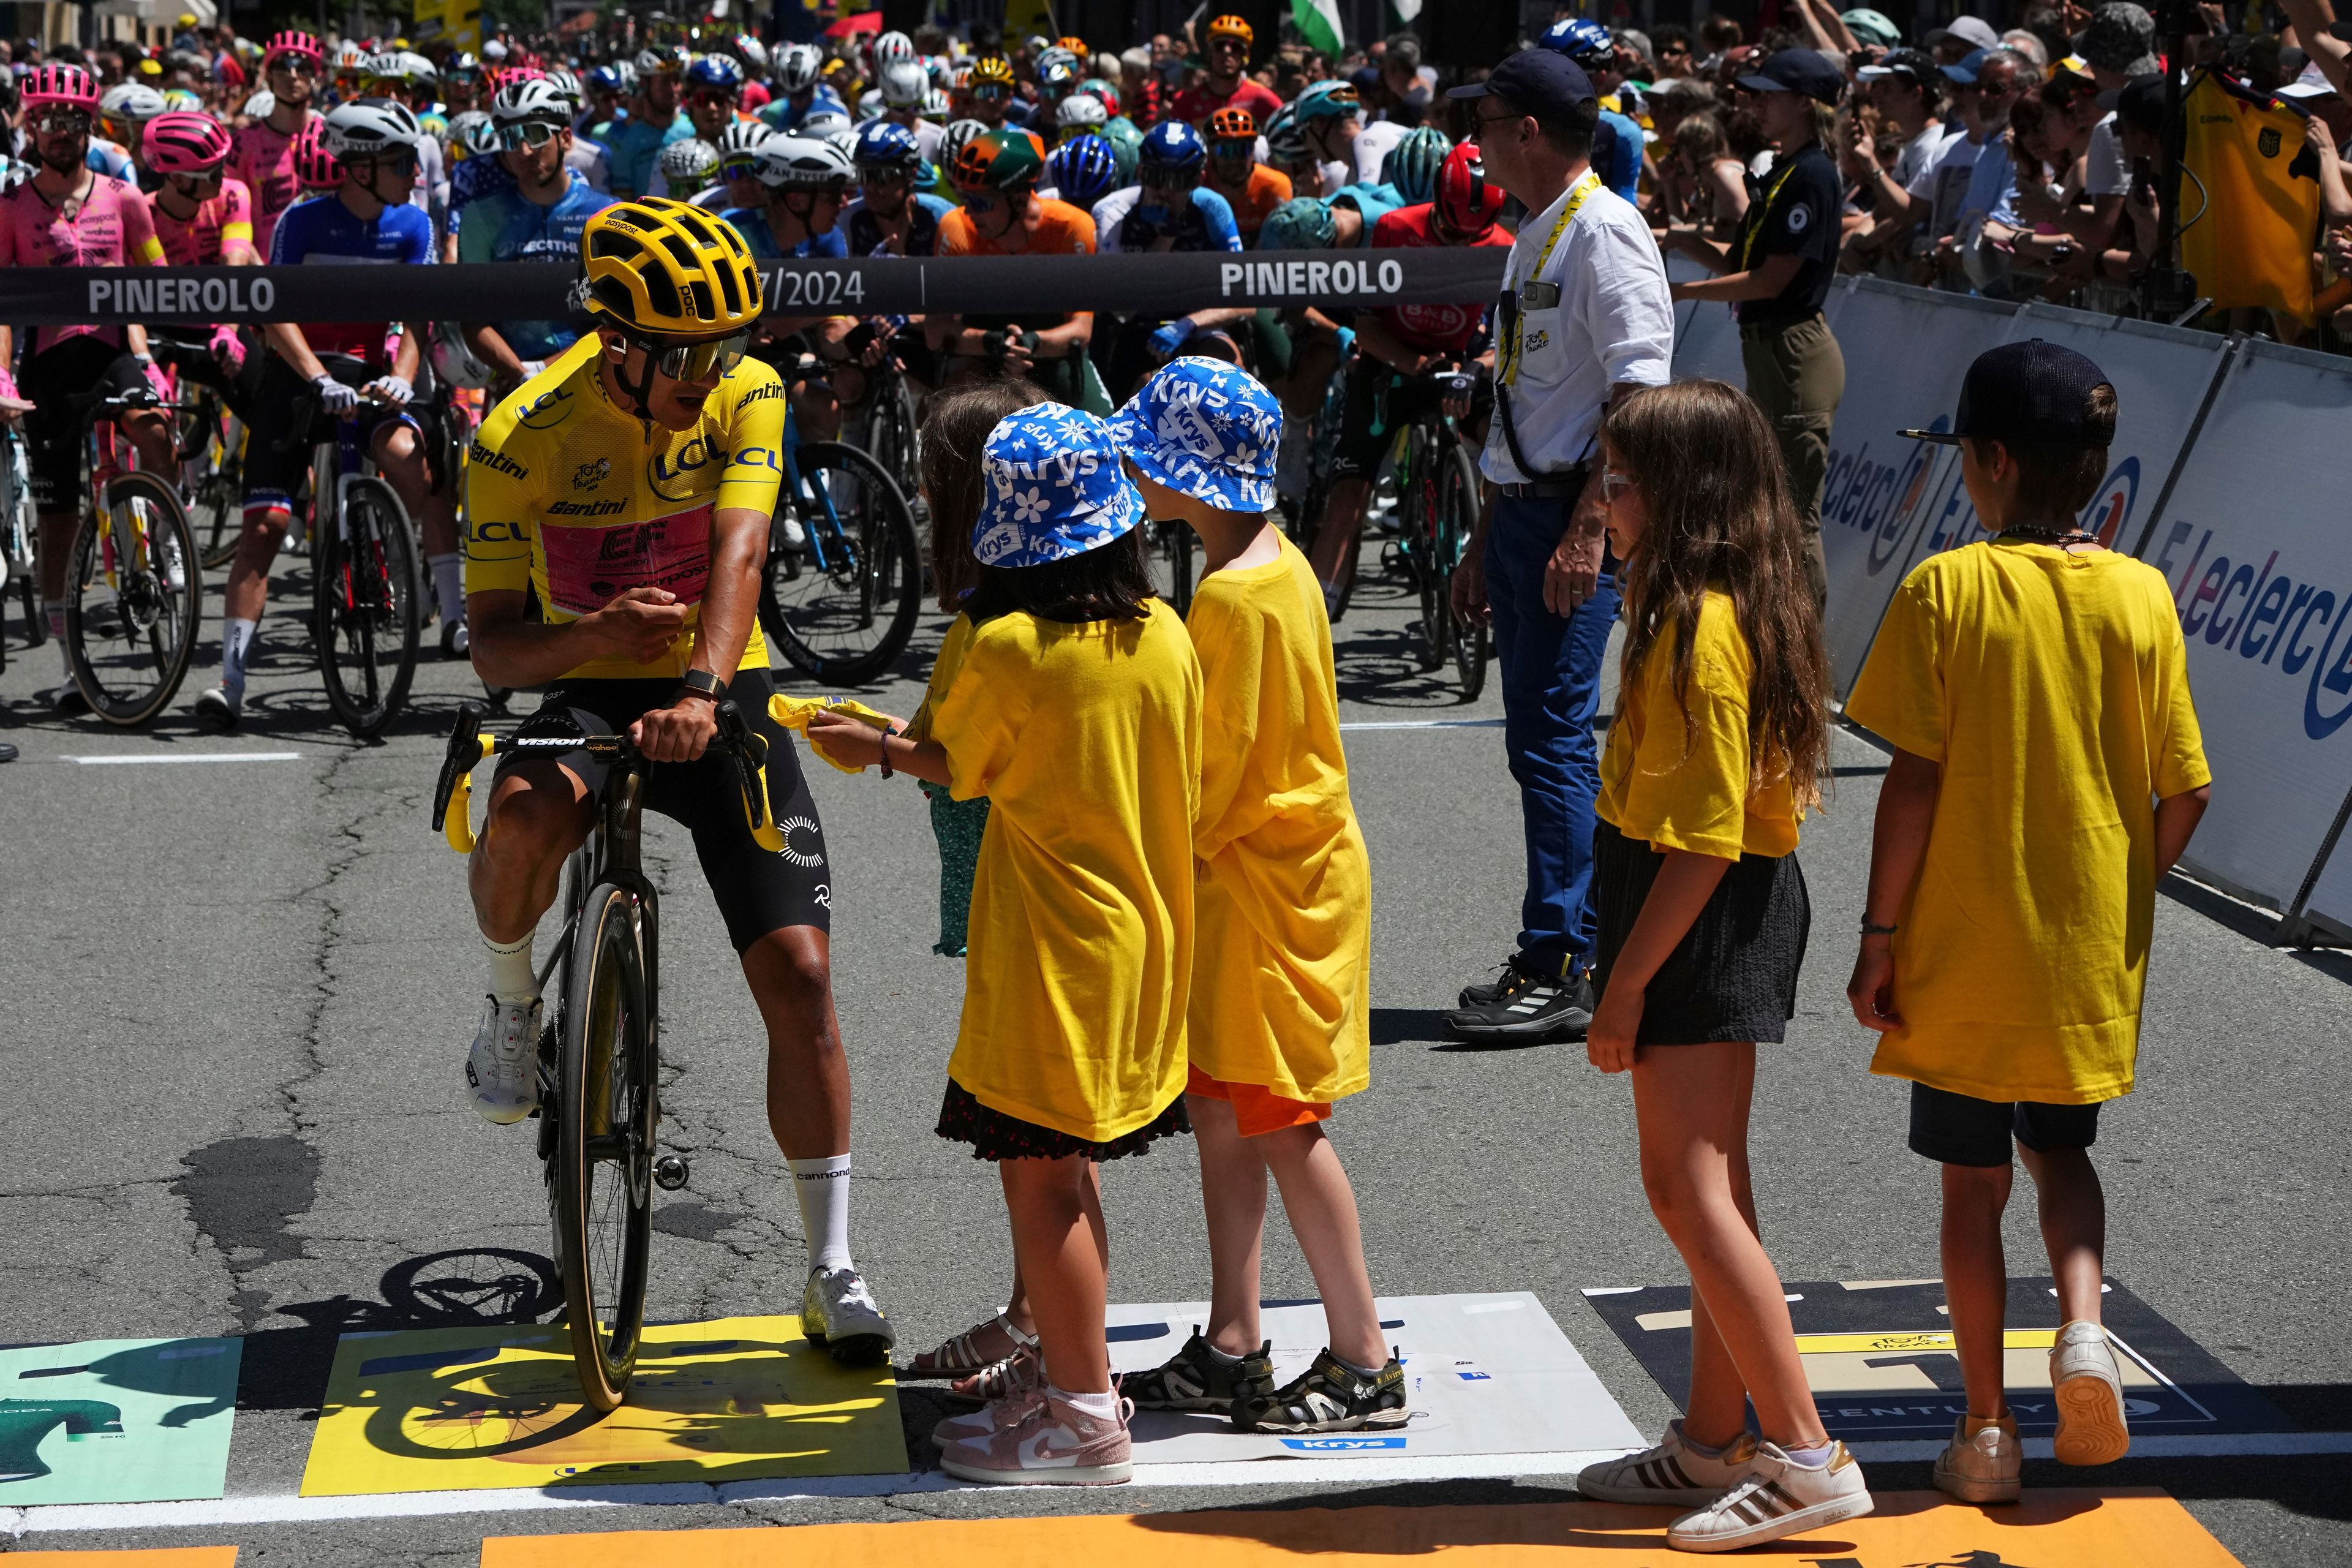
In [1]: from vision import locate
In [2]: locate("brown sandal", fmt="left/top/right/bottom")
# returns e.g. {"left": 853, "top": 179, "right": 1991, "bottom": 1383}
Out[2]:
{"left": 904, "top": 1311, "right": 1038, "bottom": 1379}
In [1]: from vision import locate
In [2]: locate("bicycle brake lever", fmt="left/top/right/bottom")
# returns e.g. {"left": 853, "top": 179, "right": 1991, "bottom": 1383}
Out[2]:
{"left": 715, "top": 701, "right": 785, "bottom": 853}
{"left": 432, "top": 701, "right": 491, "bottom": 850}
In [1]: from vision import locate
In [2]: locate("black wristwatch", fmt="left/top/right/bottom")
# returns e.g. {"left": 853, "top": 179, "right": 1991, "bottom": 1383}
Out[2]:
{"left": 676, "top": 669, "right": 726, "bottom": 702}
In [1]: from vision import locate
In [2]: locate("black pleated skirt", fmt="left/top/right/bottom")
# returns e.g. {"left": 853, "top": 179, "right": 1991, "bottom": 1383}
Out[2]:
{"left": 1592, "top": 820, "right": 1811, "bottom": 1046}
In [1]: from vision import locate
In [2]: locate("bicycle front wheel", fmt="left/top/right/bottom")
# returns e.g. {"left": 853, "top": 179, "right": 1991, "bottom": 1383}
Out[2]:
{"left": 554, "top": 881, "right": 657, "bottom": 1412}
{"left": 64, "top": 472, "right": 202, "bottom": 726}
{"left": 760, "top": 440, "right": 922, "bottom": 687}
{"left": 315, "top": 475, "right": 420, "bottom": 737}
{"left": 1438, "top": 441, "right": 1489, "bottom": 702}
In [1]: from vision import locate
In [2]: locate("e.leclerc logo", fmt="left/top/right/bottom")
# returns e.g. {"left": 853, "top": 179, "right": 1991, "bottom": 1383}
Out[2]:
{"left": 2148, "top": 516, "right": 2352, "bottom": 739}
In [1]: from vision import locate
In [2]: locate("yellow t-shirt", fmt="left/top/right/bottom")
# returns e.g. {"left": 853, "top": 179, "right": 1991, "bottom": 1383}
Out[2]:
{"left": 1186, "top": 537, "right": 1371, "bottom": 1104}
{"left": 1845, "top": 543, "right": 2211, "bottom": 1105}
{"left": 927, "top": 600, "right": 1204, "bottom": 1142}
{"left": 462, "top": 334, "right": 787, "bottom": 682}
{"left": 1597, "top": 590, "right": 1801, "bottom": 861}
{"left": 905, "top": 612, "right": 976, "bottom": 745}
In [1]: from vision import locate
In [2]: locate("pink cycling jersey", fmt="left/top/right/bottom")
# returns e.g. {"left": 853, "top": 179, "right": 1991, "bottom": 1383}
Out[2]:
{"left": 152, "top": 176, "right": 257, "bottom": 266}
{"left": 229, "top": 113, "right": 317, "bottom": 258}
{"left": 0, "top": 172, "right": 165, "bottom": 354}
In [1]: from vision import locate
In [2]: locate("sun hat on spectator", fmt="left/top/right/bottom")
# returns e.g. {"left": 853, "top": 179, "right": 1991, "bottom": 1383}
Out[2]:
{"left": 1842, "top": 9, "right": 1902, "bottom": 47}
{"left": 974, "top": 404, "right": 1147, "bottom": 568}
{"left": 1111, "top": 358, "right": 1283, "bottom": 514}
{"left": 2076, "top": 2, "right": 2160, "bottom": 76}
{"left": 1925, "top": 14, "right": 2001, "bottom": 52}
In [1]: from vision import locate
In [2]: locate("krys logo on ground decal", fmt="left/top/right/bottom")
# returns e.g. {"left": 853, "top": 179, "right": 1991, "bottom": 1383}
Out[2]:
{"left": 2147, "top": 516, "right": 2352, "bottom": 739}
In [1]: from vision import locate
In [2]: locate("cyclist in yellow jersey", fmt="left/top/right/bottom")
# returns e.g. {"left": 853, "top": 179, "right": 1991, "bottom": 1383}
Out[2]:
{"left": 459, "top": 198, "right": 894, "bottom": 1365}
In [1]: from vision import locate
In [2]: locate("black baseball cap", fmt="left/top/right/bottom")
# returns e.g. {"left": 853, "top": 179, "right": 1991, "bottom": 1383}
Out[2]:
{"left": 1900, "top": 340, "right": 2118, "bottom": 445}
{"left": 1735, "top": 48, "right": 1847, "bottom": 104}
{"left": 1856, "top": 47, "right": 1939, "bottom": 85}
{"left": 1447, "top": 48, "right": 1597, "bottom": 116}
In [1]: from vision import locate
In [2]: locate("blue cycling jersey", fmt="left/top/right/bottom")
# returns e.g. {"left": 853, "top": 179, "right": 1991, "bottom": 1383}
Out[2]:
{"left": 1594, "top": 109, "right": 1643, "bottom": 203}
{"left": 757, "top": 85, "right": 846, "bottom": 132}
{"left": 599, "top": 114, "right": 676, "bottom": 200}
{"left": 455, "top": 170, "right": 615, "bottom": 361}
{"left": 1096, "top": 183, "right": 1241, "bottom": 254}
{"left": 447, "top": 153, "right": 518, "bottom": 218}
{"left": 721, "top": 207, "right": 850, "bottom": 261}
{"left": 267, "top": 194, "right": 434, "bottom": 358}
{"left": 840, "top": 190, "right": 954, "bottom": 257}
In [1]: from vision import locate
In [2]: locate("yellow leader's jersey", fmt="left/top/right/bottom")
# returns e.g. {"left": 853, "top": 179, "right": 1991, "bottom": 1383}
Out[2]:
{"left": 462, "top": 334, "right": 788, "bottom": 682}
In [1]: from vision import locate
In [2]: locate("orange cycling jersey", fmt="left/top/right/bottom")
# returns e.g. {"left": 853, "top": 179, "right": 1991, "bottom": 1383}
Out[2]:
{"left": 463, "top": 335, "right": 789, "bottom": 682}
{"left": 1205, "top": 164, "right": 1293, "bottom": 239}
{"left": 938, "top": 197, "right": 1096, "bottom": 331}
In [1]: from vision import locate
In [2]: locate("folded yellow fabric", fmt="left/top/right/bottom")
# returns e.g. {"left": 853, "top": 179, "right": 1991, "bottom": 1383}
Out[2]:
{"left": 769, "top": 692, "right": 893, "bottom": 774}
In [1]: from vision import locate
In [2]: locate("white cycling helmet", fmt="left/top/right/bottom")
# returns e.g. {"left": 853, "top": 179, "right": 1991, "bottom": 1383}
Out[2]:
{"left": 858, "top": 88, "right": 886, "bottom": 118}
{"left": 733, "top": 34, "right": 770, "bottom": 71}
{"left": 921, "top": 86, "right": 951, "bottom": 120}
{"left": 481, "top": 37, "right": 510, "bottom": 62}
{"left": 878, "top": 58, "right": 927, "bottom": 109}
{"left": 799, "top": 106, "right": 852, "bottom": 140}
{"left": 543, "top": 66, "right": 582, "bottom": 106}
{"left": 776, "top": 43, "right": 821, "bottom": 92}
{"left": 718, "top": 119, "right": 770, "bottom": 157}
{"left": 447, "top": 108, "right": 491, "bottom": 152}
{"left": 323, "top": 96, "right": 421, "bottom": 159}
{"left": 755, "top": 132, "right": 854, "bottom": 189}
{"left": 431, "top": 319, "right": 493, "bottom": 391}
{"left": 491, "top": 77, "right": 571, "bottom": 126}
{"left": 101, "top": 81, "right": 167, "bottom": 124}
{"left": 659, "top": 136, "right": 719, "bottom": 187}
{"left": 1055, "top": 92, "right": 1106, "bottom": 131}
{"left": 873, "top": 29, "right": 916, "bottom": 66}
{"left": 371, "top": 50, "right": 437, "bottom": 86}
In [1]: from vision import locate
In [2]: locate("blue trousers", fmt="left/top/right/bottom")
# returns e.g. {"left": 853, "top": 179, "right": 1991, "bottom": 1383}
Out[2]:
{"left": 1485, "top": 492, "right": 1620, "bottom": 977}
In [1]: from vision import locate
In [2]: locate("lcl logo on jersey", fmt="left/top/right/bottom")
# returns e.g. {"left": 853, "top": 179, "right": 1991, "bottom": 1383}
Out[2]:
{"left": 648, "top": 437, "right": 722, "bottom": 502}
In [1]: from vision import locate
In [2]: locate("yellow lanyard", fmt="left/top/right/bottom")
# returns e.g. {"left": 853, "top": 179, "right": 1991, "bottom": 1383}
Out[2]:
{"left": 1735, "top": 163, "right": 1800, "bottom": 273}
{"left": 1500, "top": 170, "right": 1604, "bottom": 388}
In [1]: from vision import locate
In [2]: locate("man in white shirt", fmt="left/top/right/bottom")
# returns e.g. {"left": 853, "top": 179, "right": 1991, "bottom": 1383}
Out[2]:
{"left": 1441, "top": 50, "right": 1674, "bottom": 1046}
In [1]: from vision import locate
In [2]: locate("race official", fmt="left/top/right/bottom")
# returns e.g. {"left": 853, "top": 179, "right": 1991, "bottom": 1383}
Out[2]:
{"left": 1441, "top": 50, "right": 1673, "bottom": 1044}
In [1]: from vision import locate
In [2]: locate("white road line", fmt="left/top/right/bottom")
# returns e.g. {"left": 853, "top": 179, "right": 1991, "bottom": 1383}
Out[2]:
{"left": 62, "top": 752, "right": 305, "bottom": 766}
{"left": 1339, "top": 718, "right": 1504, "bottom": 731}
{"left": 3, "top": 1451, "right": 1634, "bottom": 1535}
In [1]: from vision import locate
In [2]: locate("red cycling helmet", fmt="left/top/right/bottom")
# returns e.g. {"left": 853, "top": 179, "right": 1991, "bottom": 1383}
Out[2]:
{"left": 143, "top": 111, "right": 233, "bottom": 175}
{"left": 293, "top": 120, "right": 342, "bottom": 188}
{"left": 21, "top": 64, "right": 102, "bottom": 113}
{"left": 263, "top": 29, "right": 325, "bottom": 69}
{"left": 1434, "top": 140, "right": 1504, "bottom": 239}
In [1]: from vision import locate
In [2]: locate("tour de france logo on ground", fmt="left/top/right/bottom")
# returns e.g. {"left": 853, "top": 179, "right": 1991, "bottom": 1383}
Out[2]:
{"left": 1583, "top": 1276, "right": 2299, "bottom": 1444}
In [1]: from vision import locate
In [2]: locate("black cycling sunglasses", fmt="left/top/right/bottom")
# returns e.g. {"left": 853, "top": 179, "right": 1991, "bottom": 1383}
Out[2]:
{"left": 720, "top": 156, "right": 761, "bottom": 179}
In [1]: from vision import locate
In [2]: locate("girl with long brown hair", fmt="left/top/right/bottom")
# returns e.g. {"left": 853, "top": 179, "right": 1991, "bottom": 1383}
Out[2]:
{"left": 1570, "top": 380, "right": 1866, "bottom": 1552}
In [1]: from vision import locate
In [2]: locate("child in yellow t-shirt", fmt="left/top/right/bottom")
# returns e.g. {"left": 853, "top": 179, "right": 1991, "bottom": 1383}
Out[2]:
{"left": 1108, "top": 359, "right": 1402, "bottom": 1434}
{"left": 1570, "top": 380, "right": 1872, "bottom": 1553}
{"left": 1846, "top": 342, "right": 2210, "bottom": 1503}
{"left": 809, "top": 404, "right": 1202, "bottom": 1488}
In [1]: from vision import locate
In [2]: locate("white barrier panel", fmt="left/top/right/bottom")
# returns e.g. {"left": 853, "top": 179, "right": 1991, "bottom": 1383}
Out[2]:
{"left": 2125, "top": 337, "right": 2352, "bottom": 912}
{"left": 2301, "top": 805, "right": 2352, "bottom": 940}
{"left": 1667, "top": 252, "right": 1744, "bottom": 385}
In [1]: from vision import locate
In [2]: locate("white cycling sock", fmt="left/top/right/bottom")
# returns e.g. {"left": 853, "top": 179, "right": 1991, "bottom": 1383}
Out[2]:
{"left": 221, "top": 616, "right": 258, "bottom": 698}
{"left": 1052, "top": 1385, "right": 1120, "bottom": 1421}
{"left": 484, "top": 930, "right": 536, "bottom": 1003}
{"left": 786, "top": 1153, "right": 853, "bottom": 1273}
{"left": 429, "top": 552, "right": 464, "bottom": 627}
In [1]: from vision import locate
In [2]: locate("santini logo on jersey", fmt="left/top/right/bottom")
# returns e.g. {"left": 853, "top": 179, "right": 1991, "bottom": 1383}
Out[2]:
{"left": 470, "top": 440, "right": 529, "bottom": 481}
{"left": 547, "top": 498, "right": 627, "bottom": 517}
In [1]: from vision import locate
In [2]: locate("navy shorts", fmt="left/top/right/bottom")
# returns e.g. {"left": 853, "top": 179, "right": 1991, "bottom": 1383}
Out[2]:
{"left": 1908, "top": 1081, "right": 2101, "bottom": 1168}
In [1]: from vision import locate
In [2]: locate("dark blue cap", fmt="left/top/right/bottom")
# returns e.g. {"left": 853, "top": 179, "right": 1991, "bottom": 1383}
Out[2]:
{"left": 1446, "top": 48, "right": 1597, "bottom": 116}
{"left": 1735, "top": 48, "right": 1847, "bottom": 104}
{"left": 1901, "top": 339, "right": 2119, "bottom": 445}
{"left": 1941, "top": 46, "right": 1991, "bottom": 83}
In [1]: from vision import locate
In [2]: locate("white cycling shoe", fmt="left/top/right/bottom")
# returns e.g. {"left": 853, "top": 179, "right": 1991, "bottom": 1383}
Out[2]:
{"left": 466, "top": 995, "right": 543, "bottom": 1125}
{"left": 802, "top": 1265, "right": 894, "bottom": 1366}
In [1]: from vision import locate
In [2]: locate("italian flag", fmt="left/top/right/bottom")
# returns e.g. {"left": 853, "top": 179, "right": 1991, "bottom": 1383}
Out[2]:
{"left": 1293, "top": 0, "right": 1344, "bottom": 54}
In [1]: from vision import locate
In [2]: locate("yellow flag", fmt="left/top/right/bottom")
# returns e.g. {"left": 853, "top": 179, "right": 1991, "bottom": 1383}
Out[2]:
{"left": 2180, "top": 69, "right": 2319, "bottom": 320}
{"left": 1005, "top": 0, "right": 1058, "bottom": 42}
{"left": 410, "top": 0, "right": 481, "bottom": 55}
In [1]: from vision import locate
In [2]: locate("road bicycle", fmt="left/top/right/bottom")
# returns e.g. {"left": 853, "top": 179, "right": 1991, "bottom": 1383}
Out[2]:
{"left": 181, "top": 391, "right": 246, "bottom": 571}
{"left": 758, "top": 391, "right": 922, "bottom": 688}
{"left": 1392, "top": 372, "right": 1490, "bottom": 701}
{"left": 0, "top": 420, "right": 43, "bottom": 671}
{"left": 294, "top": 367, "right": 422, "bottom": 737}
{"left": 431, "top": 698, "right": 783, "bottom": 1411}
{"left": 60, "top": 390, "right": 203, "bottom": 726}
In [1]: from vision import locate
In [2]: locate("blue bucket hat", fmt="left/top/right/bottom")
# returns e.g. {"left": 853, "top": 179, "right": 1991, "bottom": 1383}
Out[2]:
{"left": 973, "top": 402, "right": 1147, "bottom": 568}
{"left": 1111, "top": 357, "right": 1284, "bottom": 514}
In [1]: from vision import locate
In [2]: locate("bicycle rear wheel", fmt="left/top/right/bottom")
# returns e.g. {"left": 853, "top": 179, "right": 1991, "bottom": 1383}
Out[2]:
{"left": 554, "top": 881, "right": 657, "bottom": 1412}
{"left": 1405, "top": 428, "right": 1446, "bottom": 673}
{"left": 315, "top": 475, "right": 421, "bottom": 737}
{"left": 64, "top": 472, "right": 202, "bottom": 726}
{"left": 1438, "top": 441, "right": 1488, "bottom": 702}
{"left": 760, "top": 440, "right": 922, "bottom": 687}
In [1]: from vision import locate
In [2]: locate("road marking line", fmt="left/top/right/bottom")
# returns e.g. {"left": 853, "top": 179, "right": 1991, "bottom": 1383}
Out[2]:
{"left": 1339, "top": 718, "right": 1504, "bottom": 731}
{"left": 62, "top": 752, "right": 305, "bottom": 766}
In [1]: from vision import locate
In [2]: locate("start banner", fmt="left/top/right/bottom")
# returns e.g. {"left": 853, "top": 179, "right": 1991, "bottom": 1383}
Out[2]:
{"left": 0, "top": 250, "right": 1510, "bottom": 328}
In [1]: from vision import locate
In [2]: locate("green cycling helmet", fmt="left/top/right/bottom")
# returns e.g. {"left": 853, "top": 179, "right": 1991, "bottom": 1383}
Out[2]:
{"left": 1259, "top": 196, "right": 1336, "bottom": 251}
{"left": 1382, "top": 125, "right": 1451, "bottom": 205}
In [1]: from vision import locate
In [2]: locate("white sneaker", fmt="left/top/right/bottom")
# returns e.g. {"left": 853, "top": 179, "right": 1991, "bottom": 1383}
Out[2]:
{"left": 193, "top": 685, "right": 240, "bottom": 728}
{"left": 1578, "top": 1422, "right": 1754, "bottom": 1506}
{"left": 802, "top": 1265, "right": 894, "bottom": 1365}
{"left": 465, "top": 995, "right": 542, "bottom": 1125}
{"left": 1932, "top": 1412, "right": 2022, "bottom": 1503}
{"left": 1665, "top": 1440, "right": 1872, "bottom": 1553}
{"left": 773, "top": 510, "right": 807, "bottom": 552}
{"left": 2050, "top": 1319, "right": 2130, "bottom": 1466}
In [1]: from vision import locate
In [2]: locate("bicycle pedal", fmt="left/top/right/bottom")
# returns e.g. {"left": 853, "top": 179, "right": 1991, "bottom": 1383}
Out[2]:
{"left": 653, "top": 1154, "right": 690, "bottom": 1191}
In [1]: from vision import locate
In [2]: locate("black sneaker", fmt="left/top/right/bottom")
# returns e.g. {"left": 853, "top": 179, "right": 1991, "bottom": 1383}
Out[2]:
{"left": 1444, "top": 965, "right": 1594, "bottom": 1043}
{"left": 42, "top": 682, "right": 88, "bottom": 718}
{"left": 1458, "top": 955, "right": 1521, "bottom": 1008}
{"left": 1124, "top": 1327, "right": 1274, "bottom": 1412}
{"left": 1234, "top": 1348, "right": 1409, "bottom": 1434}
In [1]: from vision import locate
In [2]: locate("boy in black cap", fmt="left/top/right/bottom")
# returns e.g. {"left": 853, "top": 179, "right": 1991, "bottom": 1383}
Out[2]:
{"left": 1845, "top": 341, "right": 2211, "bottom": 1504}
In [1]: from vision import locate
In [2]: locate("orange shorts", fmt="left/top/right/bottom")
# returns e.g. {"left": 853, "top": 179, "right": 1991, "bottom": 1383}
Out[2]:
{"left": 1186, "top": 1066, "right": 1332, "bottom": 1138}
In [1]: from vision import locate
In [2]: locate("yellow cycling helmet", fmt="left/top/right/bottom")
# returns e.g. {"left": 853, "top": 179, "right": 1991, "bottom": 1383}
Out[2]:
{"left": 970, "top": 54, "right": 1016, "bottom": 90}
{"left": 581, "top": 198, "right": 764, "bottom": 339}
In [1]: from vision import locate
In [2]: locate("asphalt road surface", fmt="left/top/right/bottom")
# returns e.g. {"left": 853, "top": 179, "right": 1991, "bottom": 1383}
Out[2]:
{"left": 1, "top": 536, "right": 2345, "bottom": 1564}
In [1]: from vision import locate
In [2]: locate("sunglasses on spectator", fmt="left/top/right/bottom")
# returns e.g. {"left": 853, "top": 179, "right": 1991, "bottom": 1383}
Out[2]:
{"left": 1601, "top": 467, "right": 1636, "bottom": 503}
{"left": 631, "top": 330, "right": 750, "bottom": 382}
{"left": 497, "top": 119, "right": 562, "bottom": 149}
{"left": 1661, "top": 41, "right": 1691, "bottom": 55}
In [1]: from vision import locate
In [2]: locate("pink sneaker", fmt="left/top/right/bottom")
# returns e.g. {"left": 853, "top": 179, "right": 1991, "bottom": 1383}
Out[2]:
{"left": 931, "top": 1357, "right": 1044, "bottom": 1446}
{"left": 939, "top": 1389, "right": 1134, "bottom": 1485}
